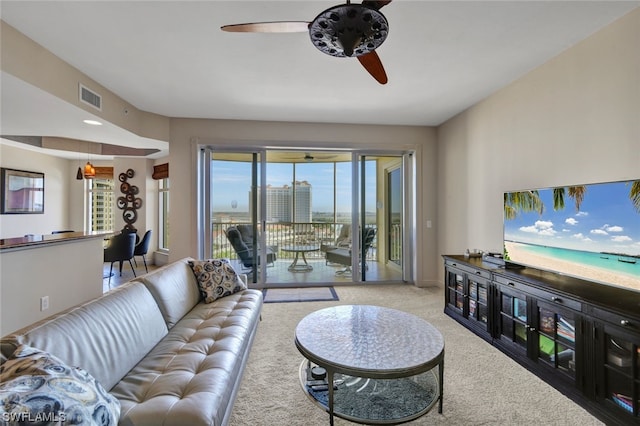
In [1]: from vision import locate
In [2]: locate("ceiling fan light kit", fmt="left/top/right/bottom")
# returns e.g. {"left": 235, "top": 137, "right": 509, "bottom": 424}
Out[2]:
{"left": 221, "top": 1, "right": 391, "bottom": 84}
{"left": 309, "top": 4, "right": 388, "bottom": 58}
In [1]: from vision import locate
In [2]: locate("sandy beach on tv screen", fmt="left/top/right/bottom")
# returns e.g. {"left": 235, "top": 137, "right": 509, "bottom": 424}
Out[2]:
{"left": 505, "top": 241, "right": 640, "bottom": 292}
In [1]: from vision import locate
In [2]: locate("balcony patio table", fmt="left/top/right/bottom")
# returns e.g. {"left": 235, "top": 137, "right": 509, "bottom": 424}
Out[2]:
{"left": 281, "top": 244, "right": 320, "bottom": 272}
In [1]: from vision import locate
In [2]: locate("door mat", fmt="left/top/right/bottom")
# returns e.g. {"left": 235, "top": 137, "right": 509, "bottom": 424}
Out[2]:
{"left": 262, "top": 287, "right": 339, "bottom": 303}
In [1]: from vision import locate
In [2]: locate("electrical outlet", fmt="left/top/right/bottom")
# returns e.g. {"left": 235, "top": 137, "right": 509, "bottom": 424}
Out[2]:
{"left": 40, "top": 296, "right": 49, "bottom": 311}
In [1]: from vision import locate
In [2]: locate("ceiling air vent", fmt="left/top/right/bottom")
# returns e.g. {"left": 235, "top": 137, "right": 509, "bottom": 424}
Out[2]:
{"left": 79, "top": 83, "right": 102, "bottom": 111}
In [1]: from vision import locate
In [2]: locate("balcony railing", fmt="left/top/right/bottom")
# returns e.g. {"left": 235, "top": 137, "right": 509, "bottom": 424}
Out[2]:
{"left": 212, "top": 222, "right": 377, "bottom": 262}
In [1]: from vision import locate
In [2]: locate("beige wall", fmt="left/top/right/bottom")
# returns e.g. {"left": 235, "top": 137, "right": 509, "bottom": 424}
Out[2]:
{"left": 167, "top": 119, "right": 439, "bottom": 286}
{"left": 1, "top": 21, "right": 170, "bottom": 143}
{"left": 0, "top": 238, "right": 104, "bottom": 335}
{"left": 0, "top": 145, "right": 160, "bottom": 240}
{"left": 0, "top": 143, "right": 78, "bottom": 237}
{"left": 437, "top": 8, "right": 640, "bottom": 281}
{"left": 0, "top": 146, "right": 160, "bottom": 334}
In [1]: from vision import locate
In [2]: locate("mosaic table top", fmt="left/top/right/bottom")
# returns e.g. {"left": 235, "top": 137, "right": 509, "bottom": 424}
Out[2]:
{"left": 295, "top": 305, "right": 444, "bottom": 377}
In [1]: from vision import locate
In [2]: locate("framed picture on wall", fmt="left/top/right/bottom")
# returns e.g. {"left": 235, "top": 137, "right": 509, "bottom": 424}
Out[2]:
{"left": 1, "top": 168, "right": 45, "bottom": 214}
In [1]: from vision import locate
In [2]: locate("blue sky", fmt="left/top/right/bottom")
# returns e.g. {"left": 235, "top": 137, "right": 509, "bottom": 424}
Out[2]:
{"left": 211, "top": 160, "right": 377, "bottom": 213}
{"left": 504, "top": 180, "right": 640, "bottom": 255}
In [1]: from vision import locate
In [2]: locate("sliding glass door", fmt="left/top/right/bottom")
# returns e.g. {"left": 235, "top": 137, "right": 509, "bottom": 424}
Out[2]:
{"left": 200, "top": 147, "right": 413, "bottom": 287}
{"left": 200, "top": 149, "right": 267, "bottom": 286}
{"left": 352, "top": 153, "right": 408, "bottom": 283}
{"left": 263, "top": 151, "right": 354, "bottom": 286}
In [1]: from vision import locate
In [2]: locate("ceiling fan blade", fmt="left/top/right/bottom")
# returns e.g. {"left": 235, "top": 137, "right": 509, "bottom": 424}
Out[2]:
{"left": 221, "top": 21, "right": 309, "bottom": 33}
{"left": 357, "top": 51, "right": 388, "bottom": 85}
{"left": 362, "top": 0, "right": 392, "bottom": 10}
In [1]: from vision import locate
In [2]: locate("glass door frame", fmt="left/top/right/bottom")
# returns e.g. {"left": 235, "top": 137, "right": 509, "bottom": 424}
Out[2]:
{"left": 402, "top": 152, "right": 415, "bottom": 282}
{"left": 198, "top": 145, "right": 415, "bottom": 286}
{"left": 387, "top": 165, "right": 403, "bottom": 267}
{"left": 352, "top": 150, "right": 414, "bottom": 283}
{"left": 198, "top": 146, "right": 268, "bottom": 286}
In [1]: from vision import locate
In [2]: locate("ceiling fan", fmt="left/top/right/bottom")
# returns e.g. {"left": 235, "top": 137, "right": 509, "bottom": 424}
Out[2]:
{"left": 221, "top": 1, "right": 392, "bottom": 84}
{"left": 279, "top": 152, "right": 341, "bottom": 162}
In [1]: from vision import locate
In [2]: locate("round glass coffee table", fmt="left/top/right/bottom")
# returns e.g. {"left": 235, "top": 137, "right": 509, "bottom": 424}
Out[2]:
{"left": 295, "top": 305, "right": 444, "bottom": 425}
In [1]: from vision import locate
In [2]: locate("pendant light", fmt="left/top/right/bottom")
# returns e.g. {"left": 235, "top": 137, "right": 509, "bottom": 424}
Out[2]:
{"left": 76, "top": 152, "right": 83, "bottom": 180}
{"left": 84, "top": 161, "right": 96, "bottom": 179}
{"left": 76, "top": 153, "right": 83, "bottom": 180}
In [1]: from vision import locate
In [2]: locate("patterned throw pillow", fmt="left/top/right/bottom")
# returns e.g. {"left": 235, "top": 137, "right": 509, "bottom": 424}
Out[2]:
{"left": 188, "top": 258, "right": 247, "bottom": 303}
{"left": 0, "top": 344, "right": 120, "bottom": 425}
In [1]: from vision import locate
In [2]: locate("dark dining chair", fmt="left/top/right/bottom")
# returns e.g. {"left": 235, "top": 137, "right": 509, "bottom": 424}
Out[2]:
{"left": 133, "top": 230, "right": 152, "bottom": 273}
{"left": 103, "top": 233, "right": 136, "bottom": 287}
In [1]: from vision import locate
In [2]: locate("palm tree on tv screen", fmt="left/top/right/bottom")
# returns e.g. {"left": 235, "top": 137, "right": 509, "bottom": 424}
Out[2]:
{"left": 503, "top": 185, "right": 587, "bottom": 221}
{"left": 552, "top": 185, "right": 587, "bottom": 212}
{"left": 505, "top": 181, "right": 640, "bottom": 219}
{"left": 503, "top": 190, "right": 543, "bottom": 220}
{"left": 630, "top": 180, "right": 640, "bottom": 213}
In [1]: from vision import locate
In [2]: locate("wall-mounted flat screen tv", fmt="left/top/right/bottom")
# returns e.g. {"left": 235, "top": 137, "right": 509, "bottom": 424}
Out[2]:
{"left": 504, "top": 179, "right": 640, "bottom": 294}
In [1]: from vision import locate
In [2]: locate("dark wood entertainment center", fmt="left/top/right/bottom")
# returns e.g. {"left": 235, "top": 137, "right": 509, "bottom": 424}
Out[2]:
{"left": 443, "top": 255, "right": 640, "bottom": 425}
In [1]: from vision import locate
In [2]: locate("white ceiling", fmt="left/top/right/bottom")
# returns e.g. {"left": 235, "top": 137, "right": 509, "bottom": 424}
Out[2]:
{"left": 1, "top": 1, "right": 639, "bottom": 156}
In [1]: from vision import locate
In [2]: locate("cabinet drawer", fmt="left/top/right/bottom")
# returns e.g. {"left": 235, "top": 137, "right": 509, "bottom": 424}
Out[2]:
{"left": 591, "top": 306, "right": 640, "bottom": 330}
{"left": 493, "top": 275, "right": 528, "bottom": 292}
{"left": 526, "top": 286, "right": 581, "bottom": 312}
{"left": 444, "top": 260, "right": 491, "bottom": 279}
{"left": 493, "top": 275, "right": 581, "bottom": 311}
{"left": 466, "top": 267, "right": 492, "bottom": 281}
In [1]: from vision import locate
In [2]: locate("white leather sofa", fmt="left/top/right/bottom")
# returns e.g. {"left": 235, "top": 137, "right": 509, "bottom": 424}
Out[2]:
{"left": 0, "top": 258, "right": 263, "bottom": 426}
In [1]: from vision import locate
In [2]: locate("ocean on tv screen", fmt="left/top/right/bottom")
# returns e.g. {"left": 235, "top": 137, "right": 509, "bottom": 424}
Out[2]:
{"left": 504, "top": 179, "right": 640, "bottom": 292}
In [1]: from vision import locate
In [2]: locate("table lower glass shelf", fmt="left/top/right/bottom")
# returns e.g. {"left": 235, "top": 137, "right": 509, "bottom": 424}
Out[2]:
{"left": 298, "top": 360, "right": 440, "bottom": 425}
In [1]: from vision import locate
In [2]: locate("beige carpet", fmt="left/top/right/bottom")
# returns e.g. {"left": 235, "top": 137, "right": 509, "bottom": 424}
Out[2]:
{"left": 229, "top": 284, "right": 603, "bottom": 426}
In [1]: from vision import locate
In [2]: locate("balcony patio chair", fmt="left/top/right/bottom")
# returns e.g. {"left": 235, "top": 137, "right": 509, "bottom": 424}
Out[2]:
{"left": 321, "top": 224, "right": 351, "bottom": 264}
{"left": 235, "top": 224, "right": 279, "bottom": 254}
{"left": 325, "top": 227, "right": 376, "bottom": 276}
{"left": 103, "top": 232, "right": 136, "bottom": 288}
{"left": 225, "top": 226, "right": 277, "bottom": 270}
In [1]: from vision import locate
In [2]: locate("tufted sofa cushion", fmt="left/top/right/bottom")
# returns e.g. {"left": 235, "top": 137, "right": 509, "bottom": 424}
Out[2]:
{"left": 137, "top": 258, "right": 201, "bottom": 329}
{"left": 111, "top": 288, "right": 263, "bottom": 426}
{"left": 0, "top": 283, "right": 168, "bottom": 391}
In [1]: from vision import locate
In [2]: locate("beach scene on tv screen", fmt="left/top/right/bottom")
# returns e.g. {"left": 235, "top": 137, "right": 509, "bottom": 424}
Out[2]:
{"left": 504, "top": 180, "right": 640, "bottom": 292}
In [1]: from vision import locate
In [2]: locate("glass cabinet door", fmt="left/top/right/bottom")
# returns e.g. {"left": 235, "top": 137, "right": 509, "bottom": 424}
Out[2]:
{"left": 445, "top": 268, "right": 465, "bottom": 314}
{"left": 498, "top": 287, "right": 528, "bottom": 352}
{"left": 536, "top": 303, "right": 576, "bottom": 380}
{"left": 468, "top": 277, "right": 489, "bottom": 331}
{"left": 601, "top": 329, "right": 639, "bottom": 418}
